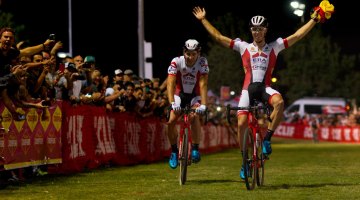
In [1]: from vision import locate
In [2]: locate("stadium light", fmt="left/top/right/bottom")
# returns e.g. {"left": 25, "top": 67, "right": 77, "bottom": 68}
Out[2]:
{"left": 290, "top": 1, "right": 305, "bottom": 23}
{"left": 57, "top": 52, "right": 71, "bottom": 59}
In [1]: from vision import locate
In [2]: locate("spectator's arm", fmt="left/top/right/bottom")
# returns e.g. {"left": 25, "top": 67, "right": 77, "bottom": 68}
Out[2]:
{"left": 34, "top": 66, "right": 49, "bottom": 92}
{"left": 50, "top": 41, "right": 63, "bottom": 56}
{"left": 19, "top": 39, "right": 54, "bottom": 57}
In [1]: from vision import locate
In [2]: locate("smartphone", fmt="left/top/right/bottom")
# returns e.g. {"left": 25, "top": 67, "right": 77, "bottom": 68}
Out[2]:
{"left": 49, "top": 34, "right": 56, "bottom": 40}
{"left": 58, "top": 63, "right": 65, "bottom": 73}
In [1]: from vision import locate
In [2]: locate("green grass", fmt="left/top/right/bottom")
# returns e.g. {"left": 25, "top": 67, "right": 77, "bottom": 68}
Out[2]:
{"left": 2, "top": 138, "right": 360, "bottom": 200}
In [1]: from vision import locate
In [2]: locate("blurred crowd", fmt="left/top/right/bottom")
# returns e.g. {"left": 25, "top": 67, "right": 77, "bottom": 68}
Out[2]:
{"left": 285, "top": 111, "right": 360, "bottom": 127}
{"left": 0, "top": 27, "right": 173, "bottom": 122}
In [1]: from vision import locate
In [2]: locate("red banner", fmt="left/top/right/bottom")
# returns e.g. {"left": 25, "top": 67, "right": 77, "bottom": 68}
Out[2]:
{"left": 274, "top": 122, "right": 360, "bottom": 143}
{"left": 0, "top": 100, "right": 62, "bottom": 170}
{"left": 1, "top": 100, "right": 239, "bottom": 174}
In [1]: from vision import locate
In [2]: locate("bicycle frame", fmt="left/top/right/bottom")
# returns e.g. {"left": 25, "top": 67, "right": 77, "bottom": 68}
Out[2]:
{"left": 226, "top": 102, "right": 271, "bottom": 190}
{"left": 178, "top": 106, "right": 195, "bottom": 185}
{"left": 166, "top": 105, "right": 208, "bottom": 185}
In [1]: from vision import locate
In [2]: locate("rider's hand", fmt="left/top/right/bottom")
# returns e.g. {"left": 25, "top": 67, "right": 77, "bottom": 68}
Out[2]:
{"left": 310, "top": 0, "right": 335, "bottom": 23}
{"left": 192, "top": 6, "right": 206, "bottom": 21}
{"left": 310, "top": 7, "right": 321, "bottom": 23}
{"left": 171, "top": 102, "right": 181, "bottom": 112}
{"left": 196, "top": 104, "right": 207, "bottom": 115}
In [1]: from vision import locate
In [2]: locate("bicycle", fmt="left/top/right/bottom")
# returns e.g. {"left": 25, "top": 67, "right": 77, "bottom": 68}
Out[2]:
{"left": 226, "top": 100, "right": 271, "bottom": 190}
{"left": 167, "top": 104, "right": 208, "bottom": 185}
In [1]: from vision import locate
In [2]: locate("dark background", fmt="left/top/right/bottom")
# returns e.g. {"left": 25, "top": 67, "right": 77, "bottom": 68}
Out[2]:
{"left": 1, "top": 0, "right": 356, "bottom": 81}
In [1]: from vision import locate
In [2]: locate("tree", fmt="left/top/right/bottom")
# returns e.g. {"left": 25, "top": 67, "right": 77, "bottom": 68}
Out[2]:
{"left": 0, "top": 11, "right": 25, "bottom": 42}
{"left": 278, "top": 26, "right": 359, "bottom": 103}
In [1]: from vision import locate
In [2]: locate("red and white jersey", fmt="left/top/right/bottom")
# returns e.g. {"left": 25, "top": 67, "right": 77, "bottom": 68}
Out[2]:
{"left": 168, "top": 56, "right": 209, "bottom": 95}
{"left": 230, "top": 37, "right": 288, "bottom": 89}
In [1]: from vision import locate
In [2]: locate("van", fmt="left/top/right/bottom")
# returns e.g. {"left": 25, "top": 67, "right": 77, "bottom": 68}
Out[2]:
{"left": 284, "top": 97, "right": 347, "bottom": 118}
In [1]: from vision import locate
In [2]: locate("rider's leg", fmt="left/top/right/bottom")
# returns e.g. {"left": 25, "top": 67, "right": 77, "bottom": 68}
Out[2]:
{"left": 167, "top": 111, "right": 179, "bottom": 151}
{"left": 190, "top": 114, "right": 201, "bottom": 162}
{"left": 238, "top": 113, "right": 248, "bottom": 179}
{"left": 237, "top": 89, "right": 250, "bottom": 151}
{"left": 237, "top": 89, "right": 250, "bottom": 179}
{"left": 265, "top": 94, "right": 284, "bottom": 141}
{"left": 167, "top": 111, "right": 180, "bottom": 169}
{"left": 191, "top": 114, "right": 201, "bottom": 144}
{"left": 237, "top": 113, "right": 248, "bottom": 151}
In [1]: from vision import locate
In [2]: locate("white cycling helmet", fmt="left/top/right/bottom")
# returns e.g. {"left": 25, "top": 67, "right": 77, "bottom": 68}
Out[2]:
{"left": 184, "top": 39, "right": 201, "bottom": 51}
{"left": 249, "top": 15, "right": 268, "bottom": 27}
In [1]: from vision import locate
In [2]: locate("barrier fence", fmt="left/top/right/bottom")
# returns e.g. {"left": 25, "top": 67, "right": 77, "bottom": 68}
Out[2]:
{"left": 1, "top": 101, "right": 359, "bottom": 174}
{"left": 0, "top": 101, "right": 238, "bottom": 174}
{"left": 275, "top": 122, "right": 360, "bottom": 143}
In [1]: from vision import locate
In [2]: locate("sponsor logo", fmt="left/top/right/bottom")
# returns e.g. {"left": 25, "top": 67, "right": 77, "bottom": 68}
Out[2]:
{"left": 252, "top": 65, "right": 267, "bottom": 71}
{"left": 274, "top": 125, "right": 295, "bottom": 137}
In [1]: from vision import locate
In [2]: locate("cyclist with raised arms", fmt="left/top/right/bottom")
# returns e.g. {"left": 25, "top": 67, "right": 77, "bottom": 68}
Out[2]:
{"left": 193, "top": 2, "right": 333, "bottom": 179}
{"left": 167, "top": 39, "right": 209, "bottom": 169}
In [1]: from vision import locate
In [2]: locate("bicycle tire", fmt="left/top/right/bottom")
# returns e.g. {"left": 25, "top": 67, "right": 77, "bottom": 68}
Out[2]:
{"left": 242, "top": 128, "right": 256, "bottom": 190}
{"left": 179, "top": 128, "right": 189, "bottom": 185}
{"left": 256, "top": 132, "right": 265, "bottom": 187}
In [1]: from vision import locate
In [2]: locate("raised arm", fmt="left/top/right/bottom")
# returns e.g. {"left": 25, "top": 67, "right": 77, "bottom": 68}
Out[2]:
{"left": 192, "top": 6, "right": 232, "bottom": 48}
{"left": 286, "top": 9, "right": 319, "bottom": 47}
{"left": 19, "top": 39, "right": 54, "bottom": 57}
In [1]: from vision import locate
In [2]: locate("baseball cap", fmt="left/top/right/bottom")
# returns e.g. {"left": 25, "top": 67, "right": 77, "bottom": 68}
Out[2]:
{"left": 84, "top": 56, "right": 95, "bottom": 63}
{"left": 105, "top": 88, "right": 114, "bottom": 96}
{"left": 124, "top": 69, "right": 134, "bottom": 75}
{"left": 114, "top": 69, "right": 123, "bottom": 75}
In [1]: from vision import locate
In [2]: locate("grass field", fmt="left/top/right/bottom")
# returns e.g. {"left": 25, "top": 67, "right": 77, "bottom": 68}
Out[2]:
{"left": 1, "top": 138, "right": 360, "bottom": 200}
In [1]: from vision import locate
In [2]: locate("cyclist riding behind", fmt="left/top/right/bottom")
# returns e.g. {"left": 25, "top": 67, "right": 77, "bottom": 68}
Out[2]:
{"left": 193, "top": 4, "right": 331, "bottom": 178}
{"left": 167, "top": 39, "right": 209, "bottom": 169}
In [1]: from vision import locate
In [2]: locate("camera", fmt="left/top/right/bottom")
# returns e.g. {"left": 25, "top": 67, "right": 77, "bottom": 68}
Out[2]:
{"left": 49, "top": 34, "right": 56, "bottom": 40}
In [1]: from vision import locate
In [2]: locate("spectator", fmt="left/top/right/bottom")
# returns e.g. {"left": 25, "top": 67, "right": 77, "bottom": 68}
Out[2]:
{"left": 84, "top": 55, "right": 96, "bottom": 70}
{"left": 113, "top": 81, "right": 137, "bottom": 112}
{"left": 123, "top": 69, "right": 134, "bottom": 83}
{"left": 113, "top": 69, "right": 124, "bottom": 88}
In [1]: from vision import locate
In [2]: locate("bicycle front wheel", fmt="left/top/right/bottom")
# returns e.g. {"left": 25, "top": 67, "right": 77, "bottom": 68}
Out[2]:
{"left": 242, "top": 128, "right": 256, "bottom": 190}
{"left": 179, "top": 128, "right": 189, "bottom": 185}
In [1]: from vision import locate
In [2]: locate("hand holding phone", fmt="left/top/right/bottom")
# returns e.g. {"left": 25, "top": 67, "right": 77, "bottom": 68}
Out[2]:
{"left": 58, "top": 63, "right": 65, "bottom": 73}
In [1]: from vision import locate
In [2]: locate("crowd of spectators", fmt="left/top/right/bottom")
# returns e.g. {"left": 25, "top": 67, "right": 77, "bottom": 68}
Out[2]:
{"left": 285, "top": 111, "right": 360, "bottom": 127}
{"left": 1, "top": 27, "right": 360, "bottom": 185}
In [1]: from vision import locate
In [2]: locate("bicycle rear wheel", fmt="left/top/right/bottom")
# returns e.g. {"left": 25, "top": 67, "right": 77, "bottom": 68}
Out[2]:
{"left": 256, "top": 132, "right": 265, "bottom": 186}
{"left": 242, "top": 128, "right": 256, "bottom": 190}
{"left": 179, "top": 128, "right": 189, "bottom": 185}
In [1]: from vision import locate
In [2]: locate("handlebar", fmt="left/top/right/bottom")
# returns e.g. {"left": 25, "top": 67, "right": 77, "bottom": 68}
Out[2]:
{"left": 166, "top": 106, "right": 209, "bottom": 124}
{"left": 226, "top": 104, "right": 272, "bottom": 124}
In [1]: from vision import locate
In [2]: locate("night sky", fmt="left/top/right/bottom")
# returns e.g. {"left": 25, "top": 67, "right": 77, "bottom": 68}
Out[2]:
{"left": 1, "top": 0, "right": 356, "bottom": 81}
